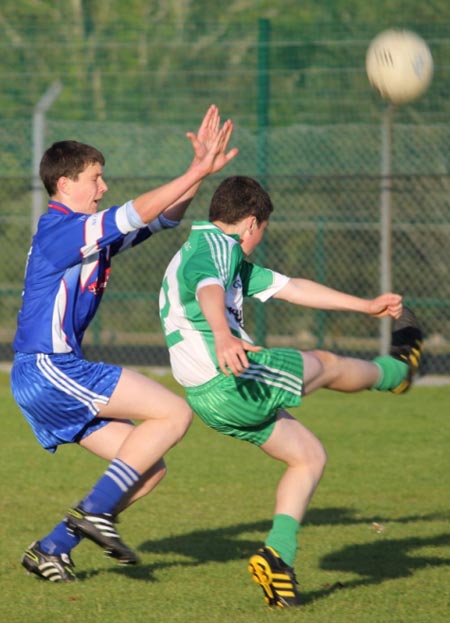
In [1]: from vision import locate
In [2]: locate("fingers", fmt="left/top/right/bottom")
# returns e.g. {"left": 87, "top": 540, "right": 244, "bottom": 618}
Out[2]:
{"left": 187, "top": 107, "right": 232, "bottom": 157}
{"left": 243, "top": 342, "right": 262, "bottom": 353}
{"left": 380, "top": 293, "right": 402, "bottom": 319}
{"left": 185, "top": 131, "right": 199, "bottom": 149}
{"left": 207, "top": 105, "right": 220, "bottom": 134}
{"left": 198, "top": 104, "right": 220, "bottom": 137}
{"left": 187, "top": 111, "right": 238, "bottom": 174}
{"left": 199, "top": 104, "right": 217, "bottom": 129}
{"left": 218, "top": 341, "right": 261, "bottom": 376}
{"left": 370, "top": 293, "right": 403, "bottom": 319}
{"left": 214, "top": 120, "right": 239, "bottom": 163}
{"left": 389, "top": 302, "right": 403, "bottom": 319}
{"left": 219, "top": 119, "right": 233, "bottom": 146}
{"left": 225, "top": 146, "right": 239, "bottom": 163}
{"left": 209, "top": 117, "right": 233, "bottom": 150}
{"left": 219, "top": 351, "right": 249, "bottom": 377}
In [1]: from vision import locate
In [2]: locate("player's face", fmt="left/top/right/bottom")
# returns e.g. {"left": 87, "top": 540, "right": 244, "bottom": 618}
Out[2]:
{"left": 240, "top": 220, "right": 268, "bottom": 256}
{"left": 67, "top": 162, "right": 108, "bottom": 214}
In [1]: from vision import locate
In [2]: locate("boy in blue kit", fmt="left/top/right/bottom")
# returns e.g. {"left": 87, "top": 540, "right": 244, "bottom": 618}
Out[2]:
{"left": 11, "top": 105, "right": 238, "bottom": 582}
{"left": 159, "top": 175, "right": 423, "bottom": 607}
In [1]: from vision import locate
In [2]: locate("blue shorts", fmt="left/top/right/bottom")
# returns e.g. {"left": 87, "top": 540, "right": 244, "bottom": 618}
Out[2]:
{"left": 10, "top": 352, "right": 123, "bottom": 453}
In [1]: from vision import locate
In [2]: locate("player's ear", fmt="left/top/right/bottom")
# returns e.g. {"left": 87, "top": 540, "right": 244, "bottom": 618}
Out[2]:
{"left": 56, "top": 176, "right": 71, "bottom": 196}
{"left": 248, "top": 216, "right": 258, "bottom": 233}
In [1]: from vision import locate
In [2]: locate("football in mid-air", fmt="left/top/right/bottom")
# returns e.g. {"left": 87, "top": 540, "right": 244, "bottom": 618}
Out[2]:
{"left": 365, "top": 29, "right": 433, "bottom": 105}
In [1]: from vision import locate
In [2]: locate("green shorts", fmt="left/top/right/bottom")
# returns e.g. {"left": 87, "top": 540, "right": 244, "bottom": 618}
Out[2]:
{"left": 185, "top": 348, "right": 303, "bottom": 446}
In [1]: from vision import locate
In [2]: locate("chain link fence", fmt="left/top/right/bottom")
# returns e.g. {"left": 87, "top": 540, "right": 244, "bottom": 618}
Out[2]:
{"left": 1, "top": 121, "right": 449, "bottom": 373}
{"left": 1, "top": 20, "right": 449, "bottom": 374}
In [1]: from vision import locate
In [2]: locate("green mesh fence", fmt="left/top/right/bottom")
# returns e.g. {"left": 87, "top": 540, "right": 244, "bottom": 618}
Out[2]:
{"left": 1, "top": 19, "right": 449, "bottom": 373}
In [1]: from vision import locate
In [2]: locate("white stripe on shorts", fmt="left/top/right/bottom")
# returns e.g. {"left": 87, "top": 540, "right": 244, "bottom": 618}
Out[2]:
{"left": 239, "top": 363, "right": 303, "bottom": 397}
{"left": 37, "top": 354, "right": 110, "bottom": 416}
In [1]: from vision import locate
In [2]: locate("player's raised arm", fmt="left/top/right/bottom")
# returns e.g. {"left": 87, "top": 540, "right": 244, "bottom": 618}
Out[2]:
{"left": 133, "top": 107, "right": 238, "bottom": 225}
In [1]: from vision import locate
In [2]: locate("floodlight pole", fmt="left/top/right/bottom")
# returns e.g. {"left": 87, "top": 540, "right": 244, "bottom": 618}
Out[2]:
{"left": 379, "top": 104, "right": 394, "bottom": 355}
{"left": 32, "top": 81, "right": 63, "bottom": 236}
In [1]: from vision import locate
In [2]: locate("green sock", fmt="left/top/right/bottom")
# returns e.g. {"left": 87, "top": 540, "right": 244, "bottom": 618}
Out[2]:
{"left": 265, "top": 514, "right": 300, "bottom": 567}
{"left": 372, "top": 355, "right": 408, "bottom": 391}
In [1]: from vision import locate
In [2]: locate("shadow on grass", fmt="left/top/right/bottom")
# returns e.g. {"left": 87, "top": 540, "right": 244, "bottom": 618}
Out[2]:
{"left": 102, "top": 519, "right": 271, "bottom": 583}
{"left": 304, "top": 532, "right": 450, "bottom": 605}
{"left": 138, "top": 518, "right": 271, "bottom": 562}
{"left": 105, "top": 508, "right": 450, "bottom": 599}
{"left": 304, "top": 506, "right": 450, "bottom": 527}
{"left": 301, "top": 506, "right": 450, "bottom": 604}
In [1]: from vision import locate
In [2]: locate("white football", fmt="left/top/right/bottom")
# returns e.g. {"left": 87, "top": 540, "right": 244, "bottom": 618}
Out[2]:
{"left": 366, "top": 29, "right": 433, "bottom": 105}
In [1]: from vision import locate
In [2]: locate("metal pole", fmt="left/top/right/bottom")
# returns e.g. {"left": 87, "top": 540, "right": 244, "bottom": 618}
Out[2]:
{"left": 379, "top": 104, "right": 394, "bottom": 355}
{"left": 32, "top": 81, "right": 63, "bottom": 236}
{"left": 255, "top": 18, "right": 270, "bottom": 346}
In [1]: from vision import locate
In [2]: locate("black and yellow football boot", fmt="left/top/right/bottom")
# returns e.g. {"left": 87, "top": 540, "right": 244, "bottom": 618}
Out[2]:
{"left": 390, "top": 306, "right": 423, "bottom": 394}
{"left": 248, "top": 546, "right": 301, "bottom": 607}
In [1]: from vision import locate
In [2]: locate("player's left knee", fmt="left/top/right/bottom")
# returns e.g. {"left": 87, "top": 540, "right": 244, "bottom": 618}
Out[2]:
{"left": 313, "top": 349, "right": 340, "bottom": 368}
{"left": 170, "top": 405, "right": 194, "bottom": 443}
{"left": 311, "top": 349, "right": 344, "bottom": 382}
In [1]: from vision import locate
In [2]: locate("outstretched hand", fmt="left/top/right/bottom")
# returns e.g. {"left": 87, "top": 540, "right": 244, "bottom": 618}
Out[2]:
{"left": 368, "top": 293, "right": 403, "bottom": 319}
{"left": 186, "top": 104, "right": 239, "bottom": 177}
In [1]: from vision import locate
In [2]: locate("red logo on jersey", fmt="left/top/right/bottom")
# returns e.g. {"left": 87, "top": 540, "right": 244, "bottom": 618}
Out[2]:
{"left": 88, "top": 268, "right": 111, "bottom": 295}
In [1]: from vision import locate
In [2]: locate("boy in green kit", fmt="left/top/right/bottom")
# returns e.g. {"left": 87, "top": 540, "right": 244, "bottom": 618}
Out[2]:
{"left": 159, "top": 175, "right": 422, "bottom": 607}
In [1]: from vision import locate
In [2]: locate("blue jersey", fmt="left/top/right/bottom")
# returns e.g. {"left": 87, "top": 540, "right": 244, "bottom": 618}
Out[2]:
{"left": 13, "top": 200, "right": 176, "bottom": 357}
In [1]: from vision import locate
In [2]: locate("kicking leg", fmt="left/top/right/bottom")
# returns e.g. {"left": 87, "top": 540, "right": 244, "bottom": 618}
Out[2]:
{"left": 303, "top": 349, "right": 380, "bottom": 394}
{"left": 303, "top": 306, "right": 423, "bottom": 395}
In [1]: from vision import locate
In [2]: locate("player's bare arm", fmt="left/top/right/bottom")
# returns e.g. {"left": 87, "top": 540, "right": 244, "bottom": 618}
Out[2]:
{"left": 197, "top": 284, "right": 260, "bottom": 376}
{"left": 274, "top": 278, "right": 403, "bottom": 319}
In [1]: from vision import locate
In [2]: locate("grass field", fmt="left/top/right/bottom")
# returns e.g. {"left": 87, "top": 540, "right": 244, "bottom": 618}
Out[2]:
{"left": 1, "top": 370, "right": 449, "bottom": 623}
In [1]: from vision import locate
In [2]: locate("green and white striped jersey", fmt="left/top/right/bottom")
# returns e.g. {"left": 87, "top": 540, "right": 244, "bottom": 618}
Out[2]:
{"left": 159, "top": 221, "right": 289, "bottom": 386}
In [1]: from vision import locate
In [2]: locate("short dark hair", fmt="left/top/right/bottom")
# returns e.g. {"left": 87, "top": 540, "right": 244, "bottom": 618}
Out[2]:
{"left": 39, "top": 140, "right": 105, "bottom": 195}
{"left": 208, "top": 176, "right": 273, "bottom": 224}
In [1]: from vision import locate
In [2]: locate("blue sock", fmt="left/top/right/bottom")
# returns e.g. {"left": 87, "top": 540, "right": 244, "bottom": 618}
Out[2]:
{"left": 40, "top": 520, "right": 82, "bottom": 555}
{"left": 80, "top": 458, "right": 140, "bottom": 515}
